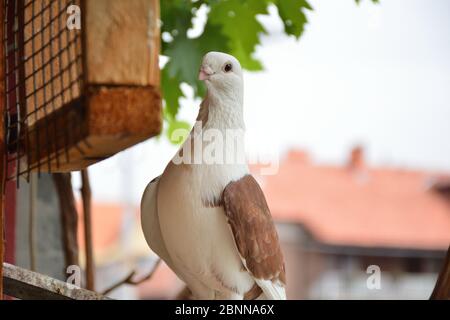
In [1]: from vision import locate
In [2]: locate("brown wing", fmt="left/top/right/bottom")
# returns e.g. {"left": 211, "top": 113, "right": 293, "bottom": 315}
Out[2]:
{"left": 222, "top": 174, "right": 286, "bottom": 284}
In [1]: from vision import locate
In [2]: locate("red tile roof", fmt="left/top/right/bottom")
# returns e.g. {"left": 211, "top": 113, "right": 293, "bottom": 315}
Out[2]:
{"left": 253, "top": 150, "right": 450, "bottom": 250}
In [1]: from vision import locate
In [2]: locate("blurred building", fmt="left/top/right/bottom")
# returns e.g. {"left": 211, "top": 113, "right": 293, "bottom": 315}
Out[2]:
{"left": 85, "top": 147, "right": 450, "bottom": 299}
{"left": 255, "top": 148, "right": 450, "bottom": 299}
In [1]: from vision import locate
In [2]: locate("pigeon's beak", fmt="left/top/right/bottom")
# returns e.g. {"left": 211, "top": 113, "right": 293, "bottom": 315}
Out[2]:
{"left": 198, "top": 65, "right": 214, "bottom": 81}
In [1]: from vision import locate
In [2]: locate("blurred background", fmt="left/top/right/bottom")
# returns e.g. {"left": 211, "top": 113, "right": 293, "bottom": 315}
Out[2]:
{"left": 80, "top": 0, "right": 450, "bottom": 299}
{"left": 4, "top": 0, "right": 450, "bottom": 299}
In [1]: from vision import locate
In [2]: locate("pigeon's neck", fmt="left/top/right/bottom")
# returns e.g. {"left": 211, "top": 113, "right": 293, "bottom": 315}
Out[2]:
{"left": 200, "top": 88, "right": 245, "bottom": 131}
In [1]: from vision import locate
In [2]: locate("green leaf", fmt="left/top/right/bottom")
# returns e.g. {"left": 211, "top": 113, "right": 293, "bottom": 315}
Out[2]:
{"left": 231, "top": 41, "right": 263, "bottom": 71}
{"left": 208, "top": 0, "right": 268, "bottom": 70}
{"left": 195, "top": 22, "right": 231, "bottom": 55}
{"left": 160, "top": 0, "right": 194, "bottom": 36}
{"left": 275, "top": 0, "right": 312, "bottom": 39}
{"left": 165, "top": 35, "right": 203, "bottom": 86}
{"left": 163, "top": 35, "right": 205, "bottom": 106}
{"left": 161, "top": 67, "right": 183, "bottom": 119}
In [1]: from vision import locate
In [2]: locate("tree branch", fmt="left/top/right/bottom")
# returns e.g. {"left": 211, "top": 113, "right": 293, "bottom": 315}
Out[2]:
{"left": 53, "top": 173, "right": 79, "bottom": 271}
{"left": 81, "top": 169, "right": 95, "bottom": 291}
{"left": 102, "top": 259, "right": 161, "bottom": 296}
{"left": 431, "top": 245, "right": 450, "bottom": 300}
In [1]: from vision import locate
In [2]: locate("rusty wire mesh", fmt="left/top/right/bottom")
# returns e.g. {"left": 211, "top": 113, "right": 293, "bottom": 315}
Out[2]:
{"left": 3, "top": 0, "right": 83, "bottom": 184}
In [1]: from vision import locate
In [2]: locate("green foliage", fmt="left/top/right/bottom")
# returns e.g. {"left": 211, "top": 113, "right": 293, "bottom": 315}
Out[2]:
{"left": 355, "top": 0, "right": 379, "bottom": 4}
{"left": 207, "top": 0, "right": 269, "bottom": 70}
{"left": 160, "top": 0, "right": 313, "bottom": 143}
{"left": 160, "top": 0, "right": 378, "bottom": 143}
{"left": 276, "top": 0, "right": 312, "bottom": 38}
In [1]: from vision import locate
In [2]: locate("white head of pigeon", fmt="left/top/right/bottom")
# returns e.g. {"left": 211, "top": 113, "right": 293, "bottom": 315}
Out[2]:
{"left": 198, "top": 51, "right": 245, "bottom": 130}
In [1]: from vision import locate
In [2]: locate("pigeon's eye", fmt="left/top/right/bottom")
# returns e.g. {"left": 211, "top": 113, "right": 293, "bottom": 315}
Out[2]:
{"left": 224, "top": 63, "right": 233, "bottom": 73}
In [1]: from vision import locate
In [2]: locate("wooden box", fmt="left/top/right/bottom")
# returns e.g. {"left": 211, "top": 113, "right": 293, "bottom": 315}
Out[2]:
{"left": 3, "top": 0, "right": 162, "bottom": 176}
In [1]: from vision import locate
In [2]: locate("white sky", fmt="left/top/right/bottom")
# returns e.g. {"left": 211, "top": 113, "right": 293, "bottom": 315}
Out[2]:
{"left": 74, "top": 0, "right": 450, "bottom": 205}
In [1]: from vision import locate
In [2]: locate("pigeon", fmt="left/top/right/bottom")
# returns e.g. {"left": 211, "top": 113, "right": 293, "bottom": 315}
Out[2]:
{"left": 140, "top": 52, "right": 286, "bottom": 300}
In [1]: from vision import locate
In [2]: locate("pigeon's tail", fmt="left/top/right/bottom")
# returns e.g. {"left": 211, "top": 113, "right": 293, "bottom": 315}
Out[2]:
{"left": 255, "top": 279, "right": 287, "bottom": 300}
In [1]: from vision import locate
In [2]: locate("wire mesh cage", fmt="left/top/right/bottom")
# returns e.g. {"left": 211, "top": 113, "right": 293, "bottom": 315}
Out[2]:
{"left": 4, "top": 0, "right": 83, "bottom": 182}
{"left": 2, "top": 0, "right": 162, "bottom": 183}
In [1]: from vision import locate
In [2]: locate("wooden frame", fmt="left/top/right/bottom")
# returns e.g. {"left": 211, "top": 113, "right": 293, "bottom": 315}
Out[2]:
{"left": 3, "top": 263, "right": 109, "bottom": 300}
